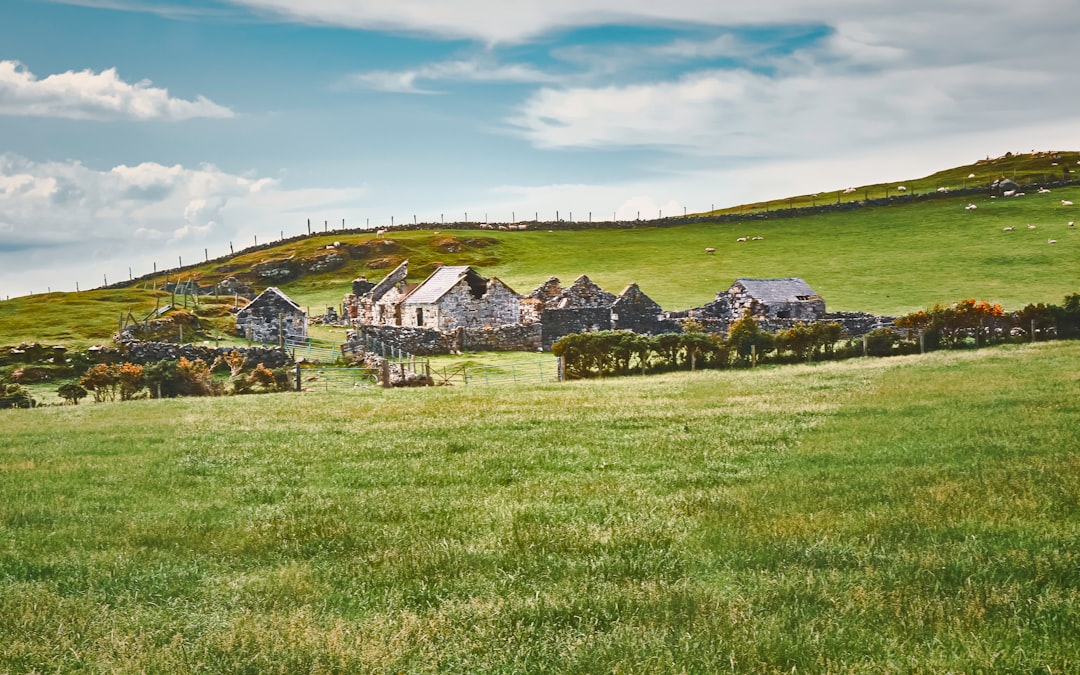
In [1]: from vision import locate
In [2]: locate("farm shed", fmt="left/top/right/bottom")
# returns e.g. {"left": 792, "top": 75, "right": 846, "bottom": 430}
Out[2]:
{"left": 727, "top": 278, "right": 825, "bottom": 321}
{"left": 235, "top": 287, "right": 308, "bottom": 344}
{"left": 399, "top": 265, "right": 521, "bottom": 331}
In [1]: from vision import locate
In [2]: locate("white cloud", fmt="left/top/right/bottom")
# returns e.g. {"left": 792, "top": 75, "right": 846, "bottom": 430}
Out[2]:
{"left": 0, "top": 60, "right": 234, "bottom": 121}
{"left": 345, "top": 59, "right": 560, "bottom": 94}
{"left": 221, "top": 0, "right": 1073, "bottom": 45}
{"left": 0, "top": 154, "right": 370, "bottom": 297}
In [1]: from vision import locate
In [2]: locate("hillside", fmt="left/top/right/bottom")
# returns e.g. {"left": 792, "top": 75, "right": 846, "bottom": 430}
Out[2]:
{"left": 1, "top": 152, "right": 1079, "bottom": 348}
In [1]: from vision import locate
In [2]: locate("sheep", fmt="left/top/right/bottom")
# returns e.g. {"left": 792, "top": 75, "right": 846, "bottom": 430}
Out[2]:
{"left": 1003, "top": 226, "right": 1015, "bottom": 231}
{"left": 968, "top": 173, "right": 976, "bottom": 178}
{"left": 1048, "top": 238, "right": 1058, "bottom": 244}
{"left": 736, "top": 237, "right": 748, "bottom": 242}
{"left": 965, "top": 203, "right": 978, "bottom": 210}
{"left": 1038, "top": 188, "right": 1052, "bottom": 194}
{"left": 705, "top": 247, "right": 716, "bottom": 254}
{"left": 1069, "top": 221, "right": 1075, "bottom": 227}
{"left": 843, "top": 187, "right": 857, "bottom": 194}
{"left": 752, "top": 236, "right": 764, "bottom": 241}
{"left": 1062, "top": 200, "right": 1074, "bottom": 206}
{"left": 896, "top": 185, "right": 907, "bottom": 192}
{"left": 937, "top": 187, "right": 949, "bottom": 193}
{"left": 1003, "top": 190, "right": 1017, "bottom": 197}
{"left": 376, "top": 229, "right": 386, "bottom": 238}
{"left": 1015, "top": 192, "right": 1025, "bottom": 197}
{"left": 1027, "top": 224, "right": 1037, "bottom": 230}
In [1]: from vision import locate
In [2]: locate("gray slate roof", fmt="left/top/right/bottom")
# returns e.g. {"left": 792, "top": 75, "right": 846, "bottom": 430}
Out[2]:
{"left": 734, "top": 278, "right": 820, "bottom": 304}
{"left": 402, "top": 266, "right": 473, "bottom": 305}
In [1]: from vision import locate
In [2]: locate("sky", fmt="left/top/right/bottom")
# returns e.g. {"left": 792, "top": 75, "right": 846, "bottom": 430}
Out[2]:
{"left": 2, "top": 0, "right": 1080, "bottom": 299}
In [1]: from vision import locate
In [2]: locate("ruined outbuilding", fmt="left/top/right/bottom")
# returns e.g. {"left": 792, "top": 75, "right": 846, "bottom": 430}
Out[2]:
{"left": 343, "top": 260, "right": 411, "bottom": 325}
{"left": 235, "top": 287, "right": 307, "bottom": 344}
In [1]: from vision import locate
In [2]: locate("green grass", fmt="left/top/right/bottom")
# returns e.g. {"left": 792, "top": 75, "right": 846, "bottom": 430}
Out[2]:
{"left": 1, "top": 342, "right": 1078, "bottom": 671}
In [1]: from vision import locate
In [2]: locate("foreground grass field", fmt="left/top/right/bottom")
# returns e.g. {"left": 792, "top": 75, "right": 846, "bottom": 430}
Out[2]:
{"left": 2, "top": 343, "right": 1078, "bottom": 672}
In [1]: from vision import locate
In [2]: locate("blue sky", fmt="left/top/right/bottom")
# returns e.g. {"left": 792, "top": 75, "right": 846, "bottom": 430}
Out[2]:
{"left": 3, "top": 0, "right": 1080, "bottom": 298}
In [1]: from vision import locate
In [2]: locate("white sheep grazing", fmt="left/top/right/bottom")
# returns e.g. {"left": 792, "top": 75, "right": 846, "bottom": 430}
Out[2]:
{"left": 736, "top": 237, "right": 748, "bottom": 242}
{"left": 1048, "top": 238, "right": 1058, "bottom": 244}
{"left": 1038, "top": 188, "right": 1052, "bottom": 194}
{"left": 937, "top": 187, "right": 949, "bottom": 193}
{"left": 1062, "top": 200, "right": 1074, "bottom": 206}
{"left": 896, "top": 185, "right": 907, "bottom": 192}
{"left": 1027, "top": 224, "right": 1037, "bottom": 230}
{"left": 968, "top": 173, "right": 976, "bottom": 178}
{"left": 965, "top": 203, "right": 978, "bottom": 210}
{"left": 752, "top": 236, "right": 764, "bottom": 241}
{"left": 375, "top": 229, "right": 386, "bottom": 238}
{"left": 705, "top": 247, "right": 716, "bottom": 254}
{"left": 1069, "top": 221, "right": 1075, "bottom": 227}
{"left": 1003, "top": 226, "right": 1015, "bottom": 231}
{"left": 843, "top": 187, "right": 857, "bottom": 194}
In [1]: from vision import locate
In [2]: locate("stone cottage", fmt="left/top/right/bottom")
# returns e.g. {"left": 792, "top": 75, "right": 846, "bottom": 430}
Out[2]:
{"left": 235, "top": 287, "right": 307, "bottom": 344}
{"left": 399, "top": 265, "right": 521, "bottom": 331}
{"left": 725, "top": 278, "right": 825, "bottom": 321}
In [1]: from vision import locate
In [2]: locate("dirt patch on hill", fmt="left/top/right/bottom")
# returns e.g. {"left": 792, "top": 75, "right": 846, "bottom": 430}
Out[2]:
{"left": 433, "top": 237, "right": 464, "bottom": 253}
{"left": 367, "top": 256, "right": 404, "bottom": 270}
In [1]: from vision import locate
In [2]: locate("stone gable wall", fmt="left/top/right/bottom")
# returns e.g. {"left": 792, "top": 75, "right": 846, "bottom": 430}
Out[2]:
{"left": 551, "top": 276, "right": 617, "bottom": 309}
{"left": 611, "top": 285, "right": 678, "bottom": 335}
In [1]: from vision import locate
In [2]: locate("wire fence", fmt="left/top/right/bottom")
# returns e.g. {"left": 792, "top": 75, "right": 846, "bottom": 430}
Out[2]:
{"left": 297, "top": 366, "right": 380, "bottom": 393}
{"left": 433, "top": 359, "right": 560, "bottom": 386}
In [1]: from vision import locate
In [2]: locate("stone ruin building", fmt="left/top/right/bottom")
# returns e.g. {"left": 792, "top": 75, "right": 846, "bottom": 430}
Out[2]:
{"left": 235, "top": 287, "right": 308, "bottom": 344}
{"left": 339, "top": 261, "right": 889, "bottom": 355}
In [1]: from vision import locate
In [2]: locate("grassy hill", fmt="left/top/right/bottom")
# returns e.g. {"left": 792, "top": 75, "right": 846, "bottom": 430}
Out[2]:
{"left": 1, "top": 342, "right": 1077, "bottom": 670}
{"left": 2, "top": 152, "right": 1080, "bottom": 348}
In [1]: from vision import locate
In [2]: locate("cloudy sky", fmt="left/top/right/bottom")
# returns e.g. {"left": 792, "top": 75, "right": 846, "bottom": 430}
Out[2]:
{"left": 2, "top": 0, "right": 1080, "bottom": 298}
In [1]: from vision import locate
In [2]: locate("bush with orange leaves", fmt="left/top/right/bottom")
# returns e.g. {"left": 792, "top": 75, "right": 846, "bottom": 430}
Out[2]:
{"left": 896, "top": 298, "right": 1007, "bottom": 349}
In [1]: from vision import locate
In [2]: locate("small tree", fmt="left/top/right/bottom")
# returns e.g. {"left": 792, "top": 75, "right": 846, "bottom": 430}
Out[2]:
{"left": 80, "top": 363, "right": 119, "bottom": 402}
{"left": 117, "top": 363, "right": 145, "bottom": 401}
{"left": 726, "top": 313, "right": 775, "bottom": 365}
{"left": 57, "top": 383, "right": 88, "bottom": 405}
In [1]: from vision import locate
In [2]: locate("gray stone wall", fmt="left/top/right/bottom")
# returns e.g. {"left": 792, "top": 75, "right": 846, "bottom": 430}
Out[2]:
{"left": 109, "top": 340, "right": 291, "bottom": 367}
{"left": 460, "top": 323, "right": 543, "bottom": 352}
{"left": 541, "top": 307, "right": 613, "bottom": 349}
{"left": 351, "top": 323, "right": 543, "bottom": 355}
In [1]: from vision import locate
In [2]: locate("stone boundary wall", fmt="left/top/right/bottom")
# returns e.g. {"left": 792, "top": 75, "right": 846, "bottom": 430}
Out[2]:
{"left": 460, "top": 323, "right": 543, "bottom": 352}
{"left": 94, "top": 340, "right": 293, "bottom": 367}
{"left": 353, "top": 324, "right": 543, "bottom": 355}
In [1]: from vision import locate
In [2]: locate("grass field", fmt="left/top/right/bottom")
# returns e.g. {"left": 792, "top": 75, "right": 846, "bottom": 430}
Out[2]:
{"left": 2, "top": 180, "right": 1080, "bottom": 348}
{"left": 2, "top": 342, "right": 1078, "bottom": 672}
